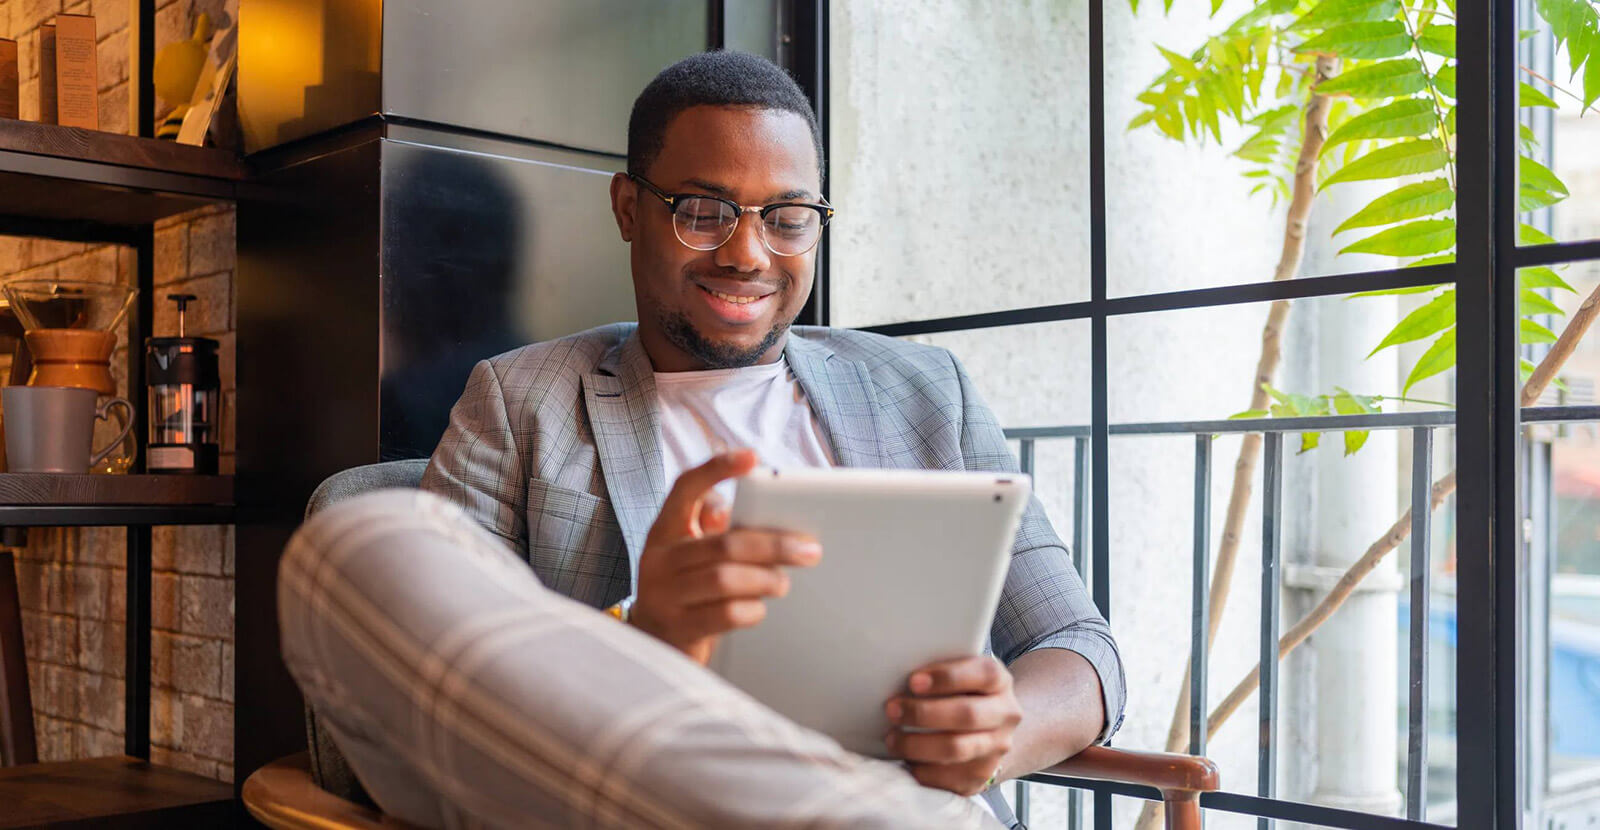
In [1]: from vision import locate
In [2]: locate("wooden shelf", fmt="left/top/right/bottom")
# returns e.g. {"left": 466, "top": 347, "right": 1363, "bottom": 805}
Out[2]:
{"left": 0, "top": 474, "right": 234, "bottom": 527}
{"left": 0, "top": 755, "right": 234, "bottom": 828}
{"left": 0, "top": 120, "right": 243, "bottom": 230}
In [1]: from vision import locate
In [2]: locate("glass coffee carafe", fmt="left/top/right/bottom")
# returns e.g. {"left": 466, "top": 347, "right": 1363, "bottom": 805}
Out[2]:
{"left": 146, "top": 294, "right": 220, "bottom": 474}
{"left": 2, "top": 279, "right": 136, "bottom": 394}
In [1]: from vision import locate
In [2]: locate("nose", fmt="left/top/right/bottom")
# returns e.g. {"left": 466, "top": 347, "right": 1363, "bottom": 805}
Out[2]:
{"left": 713, "top": 210, "right": 772, "bottom": 274}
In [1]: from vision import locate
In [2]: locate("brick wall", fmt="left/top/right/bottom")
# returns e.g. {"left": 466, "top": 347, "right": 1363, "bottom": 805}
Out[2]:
{"left": 2, "top": 0, "right": 237, "bottom": 783}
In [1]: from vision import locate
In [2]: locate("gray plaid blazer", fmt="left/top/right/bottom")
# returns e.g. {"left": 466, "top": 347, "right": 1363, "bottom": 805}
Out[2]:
{"left": 421, "top": 322, "right": 1125, "bottom": 743}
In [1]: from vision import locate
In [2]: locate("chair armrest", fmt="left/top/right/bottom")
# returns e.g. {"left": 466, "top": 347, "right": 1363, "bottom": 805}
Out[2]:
{"left": 243, "top": 751, "right": 418, "bottom": 830}
{"left": 1041, "top": 745, "right": 1220, "bottom": 794}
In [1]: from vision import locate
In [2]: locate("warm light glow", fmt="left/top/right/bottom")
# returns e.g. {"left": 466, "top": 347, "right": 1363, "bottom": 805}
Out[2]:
{"left": 237, "top": 0, "right": 382, "bottom": 153}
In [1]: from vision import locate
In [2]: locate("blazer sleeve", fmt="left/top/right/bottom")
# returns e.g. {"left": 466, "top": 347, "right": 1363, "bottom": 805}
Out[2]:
{"left": 419, "top": 359, "right": 529, "bottom": 556}
{"left": 950, "top": 352, "right": 1126, "bottom": 744}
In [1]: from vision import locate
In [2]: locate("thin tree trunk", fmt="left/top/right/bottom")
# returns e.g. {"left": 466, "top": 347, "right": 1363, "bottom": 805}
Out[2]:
{"left": 1135, "top": 53, "right": 1338, "bottom": 830}
{"left": 1200, "top": 279, "right": 1600, "bottom": 739}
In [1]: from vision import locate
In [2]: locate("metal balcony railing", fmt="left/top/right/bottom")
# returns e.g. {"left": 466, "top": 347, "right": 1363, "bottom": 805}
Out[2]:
{"left": 1002, "top": 404, "right": 1600, "bottom": 830}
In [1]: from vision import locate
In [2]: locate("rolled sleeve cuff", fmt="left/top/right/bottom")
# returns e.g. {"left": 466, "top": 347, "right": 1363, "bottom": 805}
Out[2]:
{"left": 1026, "top": 629, "right": 1127, "bottom": 744}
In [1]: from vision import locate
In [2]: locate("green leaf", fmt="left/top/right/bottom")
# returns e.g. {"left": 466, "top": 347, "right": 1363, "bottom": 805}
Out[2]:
{"left": 1349, "top": 283, "right": 1446, "bottom": 298}
{"left": 1370, "top": 289, "right": 1456, "bottom": 356}
{"left": 1295, "top": 21, "right": 1414, "bottom": 59}
{"left": 1521, "top": 357, "right": 1539, "bottom": 382}
{"left": 1324, "top": 98, "right": 1440, "bottom": 147}
{"left": 1522, "top": 318, "right": 1560, "bottom": 344}
{"left": 1264, "top": 384, "right": 1330, "bottom": 416}
{"left": 1520, "top": 81, "right": 1560, "bottom": 108}
{"left": 1409, "top": 253, "right": 1457, "bottom": 267}
{"left": 1332, "top": 387, "right": 1382, "bottom": 455}
{"left": 1404, "top": 328, "right": 1457, "bottom": 393}
{"left": 1316, "top": 59, "right": 1430, "bottom": 98}
{"left": 1335, "top": 178, "right": 1455, "bottom": 233}
{"left": 1521, "top": 266, "right": 1576, "bottom": 293}
{"left": 1521, "top": 223, "right": 1558, "bottom": 246}
{"left": 1157, "top": 45, "right": 1203, "bottom": 81}
{"left": 1519, "top": 152, "right": 1570, "bottom": 210}
{"left": 1300, "top": 432, "right": 1323, "bottom": 453}
{"left": 1585, "top": 44, "right": 1600, "bottom": 111}
{"left": 1521, "top": 183, "right": 1569, "bottom": 211}
{"left": 1434, "top": 64, "right": 1457, "bottom": 97}
{"left": 1229, "top": 408, "right": 1272, "bottom": 419}
{"left": 1339, "top": 218, "right": 1456, "bottom": 256}
{"left": 1413, "top": 23, "right": 1456, "bottom": 57}
{"left": 1520, "top": 122, "right": 1538, "bottom": 149}
{"left": 1291, "top": 0, "right": 1402, "bottom": 30}
{"left": 1521, "top": 288, "right": 1565, "bottom": 316}
{"left": 1416, "top": 23, "right": 1457, "bottom": 57}
{"left": 1322, "top": 139, "right": 1448, "bottom": 188}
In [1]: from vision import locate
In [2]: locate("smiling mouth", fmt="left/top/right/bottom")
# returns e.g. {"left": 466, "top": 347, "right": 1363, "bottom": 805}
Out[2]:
{"left": 698, "top": 284, "right": 774, "bottom": 304}
{"left": 703, "top": 287, "right": 765, "bottom": 304}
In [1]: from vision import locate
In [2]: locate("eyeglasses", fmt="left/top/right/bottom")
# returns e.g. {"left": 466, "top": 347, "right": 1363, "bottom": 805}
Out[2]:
{"left": 629, "top": 173, "right": 835, "bottom": 257}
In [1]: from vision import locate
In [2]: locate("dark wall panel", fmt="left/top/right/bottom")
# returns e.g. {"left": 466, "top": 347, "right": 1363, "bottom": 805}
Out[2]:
{"left": 377, "top": 135, "right": 635, "bottom": 459}
{"left": 381, "top": 0, "right": 709, "bottom": 154}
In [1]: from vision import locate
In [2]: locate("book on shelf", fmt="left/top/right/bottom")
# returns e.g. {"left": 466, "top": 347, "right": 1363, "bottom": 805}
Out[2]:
{"left": 0, "top": 39, "right": 17, "bottom": 120}
{"left": 38, "top": 24, "right": 57, "bottom": 125}
{"left": 54, "top": 15, "right": 98, "bottom": 130}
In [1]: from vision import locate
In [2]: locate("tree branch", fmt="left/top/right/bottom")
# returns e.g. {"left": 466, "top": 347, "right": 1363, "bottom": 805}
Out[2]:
{"left": 1137, "top": 52, "right": 1340, "bottom": 830}
{"left": 1200, "top": 277, "right": 1600, "bottom": 742}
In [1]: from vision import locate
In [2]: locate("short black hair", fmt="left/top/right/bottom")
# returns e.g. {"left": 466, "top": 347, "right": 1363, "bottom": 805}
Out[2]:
{"left": 627, "top": 50, "right": 824, "bottom": 182}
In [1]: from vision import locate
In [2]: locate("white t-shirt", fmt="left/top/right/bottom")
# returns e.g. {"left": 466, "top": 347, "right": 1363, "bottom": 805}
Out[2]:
{"left": 653, "top": 355, "right": 836, "bottom": 512}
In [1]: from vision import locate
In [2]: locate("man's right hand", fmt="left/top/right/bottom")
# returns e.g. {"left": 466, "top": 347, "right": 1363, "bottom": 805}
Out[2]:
{"left": 630, "top": 449, "right": 822, "bottom": 665}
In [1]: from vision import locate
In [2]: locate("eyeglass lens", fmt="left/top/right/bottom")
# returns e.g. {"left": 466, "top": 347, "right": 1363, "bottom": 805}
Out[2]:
{"left": 673, "top": 197, "right": 824, "bottom": 256}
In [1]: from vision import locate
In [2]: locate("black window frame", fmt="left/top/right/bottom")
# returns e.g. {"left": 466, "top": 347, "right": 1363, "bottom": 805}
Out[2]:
{"left": 788, "top": 0, "right": 1600, "bottom": 827}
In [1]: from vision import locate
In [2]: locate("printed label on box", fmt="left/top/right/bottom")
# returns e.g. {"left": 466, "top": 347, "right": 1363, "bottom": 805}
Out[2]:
{"left": 54, "top": 15, "right": 97, "bottom": 130}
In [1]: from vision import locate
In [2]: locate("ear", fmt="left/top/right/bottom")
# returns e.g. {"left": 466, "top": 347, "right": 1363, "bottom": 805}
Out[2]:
{"left": 610, "top": 172, "right": 637, "bottom": 242}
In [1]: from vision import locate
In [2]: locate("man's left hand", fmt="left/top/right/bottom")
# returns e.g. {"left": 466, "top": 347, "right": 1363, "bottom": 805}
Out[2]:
{"left": 883, "top": 655, "right": 1022, "bottom": 797}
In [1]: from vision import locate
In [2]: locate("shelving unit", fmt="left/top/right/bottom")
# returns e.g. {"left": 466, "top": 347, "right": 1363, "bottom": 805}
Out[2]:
{"left": 0, "top": 474, "right": 234, "bottom": 526}
{"left": 0, "top": 4, "right": 246, "bottom": 826}
{"left": 0, "top": 755, "right": 234, "bottom": 828}
{"left": 0, "top": 119, "right": 243, "bottom": 231}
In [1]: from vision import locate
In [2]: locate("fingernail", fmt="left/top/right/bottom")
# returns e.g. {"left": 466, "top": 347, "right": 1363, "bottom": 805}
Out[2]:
{"left": 788, "top": 539, "right": 823, "bottom": 561}
{"left": 909, "top": 673, "right": 931, "bottom": 693}
{"left": 885, "top": 701, "right": 902, "bottom": 722}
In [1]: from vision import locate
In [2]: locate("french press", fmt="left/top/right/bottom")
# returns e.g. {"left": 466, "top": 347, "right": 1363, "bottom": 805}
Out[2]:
{"left": 145, "top": 294, "right": 220, "bottom": 474}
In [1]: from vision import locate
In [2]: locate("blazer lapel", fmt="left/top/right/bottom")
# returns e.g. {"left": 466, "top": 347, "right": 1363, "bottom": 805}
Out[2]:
{"left": 784, "top": 334, "right": 887, "bottom": 469}
{"left": 582, "top": 331, "right": 666, "bottom": 572}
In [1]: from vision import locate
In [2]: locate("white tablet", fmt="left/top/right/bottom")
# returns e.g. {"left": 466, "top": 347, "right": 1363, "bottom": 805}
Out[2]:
{"left": 710, "top": 467, "right": 1031, "bottom": 758}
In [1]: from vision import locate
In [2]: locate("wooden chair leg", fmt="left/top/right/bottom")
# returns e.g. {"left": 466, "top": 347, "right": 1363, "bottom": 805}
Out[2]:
{"left": 1163, "top": 792, "right": 1202, "bottom": 830}
{"left": 0, "top": 550, "right": 38, "bottom": 766}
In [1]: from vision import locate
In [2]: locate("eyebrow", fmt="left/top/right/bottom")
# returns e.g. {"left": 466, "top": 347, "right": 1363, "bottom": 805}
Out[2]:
{"left": 682, "top": 178, "right": 817, "bottom": 203}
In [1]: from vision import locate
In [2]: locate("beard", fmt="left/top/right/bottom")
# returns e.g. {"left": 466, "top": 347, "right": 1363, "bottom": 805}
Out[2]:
{"left": 657, "top": 288, "right": 795, "bottom": 370}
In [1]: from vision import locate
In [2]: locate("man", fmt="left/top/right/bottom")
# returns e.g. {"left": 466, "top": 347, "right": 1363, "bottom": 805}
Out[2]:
{"left": 420, "top": 50, "right": 1124, "bottom": 824}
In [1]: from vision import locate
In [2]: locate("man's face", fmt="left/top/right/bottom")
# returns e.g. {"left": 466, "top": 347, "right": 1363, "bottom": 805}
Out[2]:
{"left": 611, "top": 105, "right": 822, "bottom": 372}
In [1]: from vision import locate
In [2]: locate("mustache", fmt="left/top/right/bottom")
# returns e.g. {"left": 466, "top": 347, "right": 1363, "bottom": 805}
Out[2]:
{"left": 682, "top": 266, "right": 790, "bottom": 293}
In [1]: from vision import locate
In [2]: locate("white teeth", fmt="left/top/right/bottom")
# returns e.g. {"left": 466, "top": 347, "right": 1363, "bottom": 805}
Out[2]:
{"left": 707, "top": 288, "right": 762, "bottom": 305}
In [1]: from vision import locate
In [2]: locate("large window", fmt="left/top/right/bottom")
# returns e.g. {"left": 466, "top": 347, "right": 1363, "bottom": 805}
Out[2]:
{"left": 824, "top": 0, "right": 1599, "bottom": 826}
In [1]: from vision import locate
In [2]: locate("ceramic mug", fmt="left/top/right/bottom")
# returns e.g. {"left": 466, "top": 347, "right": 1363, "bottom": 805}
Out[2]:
{"left": 1, "top": 386, "right": 134, "bottom": 473}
